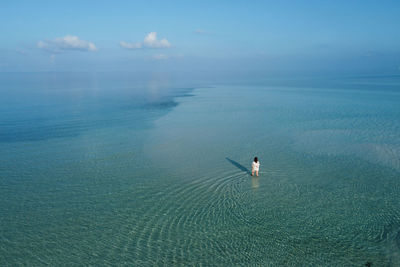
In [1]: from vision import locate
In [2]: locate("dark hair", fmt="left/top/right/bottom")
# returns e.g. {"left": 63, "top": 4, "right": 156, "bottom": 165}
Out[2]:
{"left": 254, "top": 157, "right": 258, "bottom": 163}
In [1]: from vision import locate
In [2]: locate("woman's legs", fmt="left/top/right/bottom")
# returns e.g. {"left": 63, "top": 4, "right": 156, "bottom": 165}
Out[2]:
{"left": 251, "top": 170, "right": 254, "bottom": 176}
{"left": 256, "top": 170, "right": 259, "bottom": 176}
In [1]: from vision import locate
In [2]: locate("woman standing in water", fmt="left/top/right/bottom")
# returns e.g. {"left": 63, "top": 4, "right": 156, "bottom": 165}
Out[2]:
{"left": 251, "top": 157, "right": 260, "bottom": 176}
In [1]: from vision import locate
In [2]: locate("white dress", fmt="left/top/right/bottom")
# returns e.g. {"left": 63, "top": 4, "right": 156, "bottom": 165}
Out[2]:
{"left": 252, "top": 161, "right": 260, "bottom": 172}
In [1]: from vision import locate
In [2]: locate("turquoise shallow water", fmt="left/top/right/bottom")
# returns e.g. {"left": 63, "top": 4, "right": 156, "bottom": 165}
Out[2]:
{"left": 1, "top": 73, "right": 400, "bottom": 265}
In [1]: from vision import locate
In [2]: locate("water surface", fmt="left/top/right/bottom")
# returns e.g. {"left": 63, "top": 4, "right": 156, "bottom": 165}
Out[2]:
{"left": 1, "top": 73, "right": 400, "bottom": 265}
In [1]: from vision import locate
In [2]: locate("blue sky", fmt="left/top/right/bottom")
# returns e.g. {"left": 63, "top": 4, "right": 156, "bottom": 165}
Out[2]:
{"left": 1, "top": 0, "right": 399, "bottom": 74}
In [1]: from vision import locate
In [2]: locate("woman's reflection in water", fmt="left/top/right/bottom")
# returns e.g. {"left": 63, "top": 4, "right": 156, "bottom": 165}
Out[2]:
{"left": 251, "top": 176, "right": 259, "bottom": 189}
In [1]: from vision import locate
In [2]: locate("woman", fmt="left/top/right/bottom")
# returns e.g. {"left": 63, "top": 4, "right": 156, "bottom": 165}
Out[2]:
{"left": 251, "top": 157, "right": 260, "bottom": 176}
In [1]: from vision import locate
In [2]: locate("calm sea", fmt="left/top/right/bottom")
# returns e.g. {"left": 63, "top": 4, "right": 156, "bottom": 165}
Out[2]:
{"left": 1, "top": 72, "right": 399, "bottom": 265}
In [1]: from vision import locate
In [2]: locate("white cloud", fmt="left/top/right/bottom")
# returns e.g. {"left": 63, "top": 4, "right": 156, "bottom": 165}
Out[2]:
{"left": 153, "top": 54, "right": 169, "bottom": 60}
{"left": 144, "top": 32, "right": 170, "bottom": 48}
{"left": 37, "top": 35, "right": 97, "bottom": 52}
{"left": 37, "top": 40, "right": 48, "bottom": 49}
{"left": 194, "top": 29, "right": 206, "bottom": 34}
{"left": 16, "top": 49, "right": 27, "bottom": 55}
{"left": 120, "top": 32, "right": 171, "bottom": 50}
{"left": 152, "top": 54, "right": 184, "bottom": 60}
{"left": 120, "top": 41, "right": 142, "bottom": 49}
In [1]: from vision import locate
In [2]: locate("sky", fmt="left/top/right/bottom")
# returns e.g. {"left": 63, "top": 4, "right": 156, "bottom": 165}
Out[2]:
{"left": 1, "top": 0, "right": 399, "bottom": 74}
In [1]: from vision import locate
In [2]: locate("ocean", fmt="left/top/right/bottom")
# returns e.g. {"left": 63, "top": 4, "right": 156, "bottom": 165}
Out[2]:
{"left": 1, "top": 72, "right": 400, "bottom": 265}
